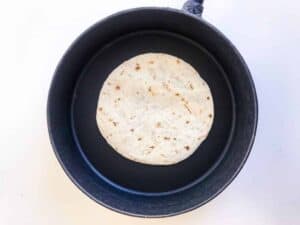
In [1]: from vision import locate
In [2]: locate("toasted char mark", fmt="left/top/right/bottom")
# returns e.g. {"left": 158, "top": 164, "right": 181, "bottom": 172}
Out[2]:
{"left": 120, "top": 70, "right": 124, "bottom": 76}
{"left": 149, "top": 146, "right": 155, "bottom": 149}
{"left": 185, "top": 146, "right": 190, "bottom": 151}
{"left": 129, "top": 115, "right": 136, "bottom": 120}
{"left": 207, "top": 96, "right": 210, "bottom": 100}
{"left": 135, "top": 63, "right": 141, "bottom": 71}
{"left": 112, "top": 121, "right": 118, "bottom": 127}
{"left": 176, "top": 59, "right": 180, "bottom": 64}
{"left": 162, "top": 82, "right": 171, "bottom": 91}
{"left": 148, "top": 60, "right": 154, "bottom": 64}
{"left": 148, "top": 86, "right": 153, "bottom": 94}
{"left": 184, "top": 104, "right": 192, "bottom": 113}
{"left": 185, "top": 120, "right": 190, "bottom": 124}
{"left": 208, "top": 114, "right": 213, "bottom": 118}
{"left": 156, "top": 122, "right": 161, "bottom": 128}
{"left": 115, "top": 85, "right": 120, "bottom": 90}
{"left": 98, "top": 107, "right": 103, "bottom": 111}
{"left": 114, "top": 98, "right": 121, "bottom": 103}
{"left": 107, "top": 82, "right": 111, "bottom": 86}
{"left": 144, "top": 150, "right": 151, "bottom": 155}
{"left": 137, "top": 137, "right": 142, "bottom": 141}
{"left": 175, "top": 92, "right": 180, "bottom": 97}
{"left": 164, "top": 137, "right": 170, "bottom": 140}
{"left": 130, "top": 128, "right": 134, "bottom": 132}
{"left": 189, "top": 83, "right": 194, "bottom": 90}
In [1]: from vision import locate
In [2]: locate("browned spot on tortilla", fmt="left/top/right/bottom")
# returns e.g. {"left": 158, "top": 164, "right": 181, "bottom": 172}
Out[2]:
{"left": 136, "top": 91, "right": 139, "bottom": 95}
{"left": 176, "top": 59, "right": 180, "bottom": 64}
{"left": 207, "top": 96, "right": 210, "bottom": 100}
{"left": 173, "top": 137, "right": 177, "bottom": 140}
{"left": 144, "top": 150, "right": 151, "bottom": 155}
{"left": 115, "top": 85, "right": 120, "bottom": 90}
{"left": 181, "top": 97, "right": 189, "bottom": 105}
{"left": 175, "top": 92, "right": 180, "bottom": 97}
{"left": 109, "top": 133, "right": 112, "bottom": 137}
{"left": 199, "top": 109, "right": 202, "bottom": 114}
{"left": 130, "top": 115, "right": 136, "bottom": 120}
{"left": 107, "top": 82, "right": 111, "bottom": 85}
{"left": 135, "top": 63, "right": 141, "bottom": 71}
{"left": 120, "top": 70, "right": 124, "bottom": 76}
{"left": 189, "top": 84, "right": 194, "bottom": 90}
{"left": 148, "top": 86, "right": 155, "bottom": 96}
{"left": 162, "top": 82, "right": 171, "bottom": 91}
{"left": 184, "top": 104, "right": 192, "bottom": 113}
{"left": 185, "top": 146, "right": 190, "bottom": 151}
{"left": 98, "top": 107, "right": 103, "bottom": 111}
{"left": 148, "top": 60, "right": 154, "bottom": 64}
{"left": 149, "top": 146, "right": 155, "bottom": 149}
{"left": 114, "top": 98, "right": 120, "bottom": 103}
{"left": 202, "top": 82, "right": 206, "bottom": 86}
{"left": 112, "top": 121, "right": 118, "bottom": 127}
{"left": 172, "top": 112, "right": 176, "bottom": 115}
{"left": 160, "top": 153, "right": 166, "bottom": 157}
{"left": 156, "top": 122, "right": 161, "bottom": 128}
{"left": 208, "top": 114, "right": 213, "bottom": 118}
{"left": 164, "top": 137, "right": 170, "bottom": 140}
{"left": 138, "top": 137, "right": 142, "bottom": 141}
{"left": 185, "top": 120, "right": 190, "bottom": 124}
{"left": 108, "top": 118, "right": 113, "bottom": 122}
{"left": 130, "top": 128, "right": 134, "bottom": 132}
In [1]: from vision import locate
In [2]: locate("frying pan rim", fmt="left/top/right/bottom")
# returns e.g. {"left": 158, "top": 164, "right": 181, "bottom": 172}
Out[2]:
{"left": 47, "top": 7, "right": 258, "bottom": 217}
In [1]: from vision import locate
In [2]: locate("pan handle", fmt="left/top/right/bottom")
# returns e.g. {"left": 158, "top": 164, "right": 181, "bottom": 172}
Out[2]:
{"left": 182, "top": 0, "right": 204, "bottom": 17}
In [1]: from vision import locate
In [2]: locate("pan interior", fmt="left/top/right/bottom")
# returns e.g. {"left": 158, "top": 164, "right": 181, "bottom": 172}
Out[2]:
{"left": 71, "top": 30, "right": 235, "bottom": 194}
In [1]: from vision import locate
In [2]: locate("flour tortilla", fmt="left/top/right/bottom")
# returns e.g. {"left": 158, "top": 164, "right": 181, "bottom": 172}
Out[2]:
{"left": 96, "top": 53, "right": 214, "bottom": 165}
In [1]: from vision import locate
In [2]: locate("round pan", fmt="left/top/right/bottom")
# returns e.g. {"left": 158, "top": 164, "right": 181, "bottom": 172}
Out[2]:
{"left": 48, "top": 5, "right": 258, "bottom": 217}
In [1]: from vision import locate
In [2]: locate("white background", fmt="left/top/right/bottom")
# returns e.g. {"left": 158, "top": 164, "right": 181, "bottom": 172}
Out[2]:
{"left": 1, "top": 0, "right": 300, "bottom": 224}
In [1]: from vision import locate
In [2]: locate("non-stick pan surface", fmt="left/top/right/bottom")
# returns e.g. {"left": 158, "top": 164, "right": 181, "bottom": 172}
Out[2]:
{"left": 48, "top": 8, "right": 257, "bottom": 217}
{"left": 72, "top": 30, "right": 234, "bottom": 194}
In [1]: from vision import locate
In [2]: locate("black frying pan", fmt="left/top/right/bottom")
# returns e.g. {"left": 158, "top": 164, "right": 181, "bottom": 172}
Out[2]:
{"left": 47, "top": 0, "right": 258, "bottom": 217}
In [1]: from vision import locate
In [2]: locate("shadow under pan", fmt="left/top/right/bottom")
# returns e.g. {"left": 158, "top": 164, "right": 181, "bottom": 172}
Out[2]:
{"left": 71, "top": 30, "right": 235, "bottom": 195}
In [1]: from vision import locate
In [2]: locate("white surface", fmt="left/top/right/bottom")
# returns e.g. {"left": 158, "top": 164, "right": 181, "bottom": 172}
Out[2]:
{"left": 0, "top": 0, "right": 300, "bottom": 224}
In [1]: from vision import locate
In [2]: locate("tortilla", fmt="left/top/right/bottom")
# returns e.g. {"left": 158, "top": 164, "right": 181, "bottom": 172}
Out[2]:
{"left": 96, "top": 53, "right": 214, "bottom": 165}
